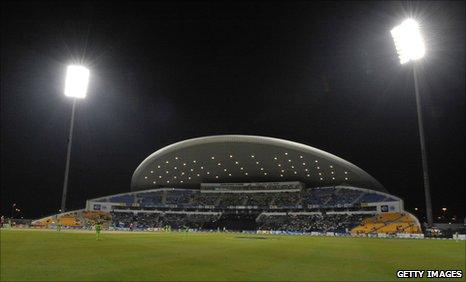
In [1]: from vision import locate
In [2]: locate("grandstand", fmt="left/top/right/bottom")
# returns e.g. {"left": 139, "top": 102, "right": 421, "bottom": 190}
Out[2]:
{"left": 351, "top": 212, "right": 421, "bottom": 234}
{"left": 32, "top": 135, "right": 422, "bottom": 235}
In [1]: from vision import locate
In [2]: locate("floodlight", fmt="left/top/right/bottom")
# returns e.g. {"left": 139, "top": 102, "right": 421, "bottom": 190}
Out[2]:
{"left": 64, "top": 65, "right": 89, "bottom": 98}
{"left": 390, "top": 19, "right": 433, "bottom": 227}
{"left": 391, "top": 19, "right": 425, "bottom": 64}
{"left": 61, "top": 65, "right": 90, "bottom": 212}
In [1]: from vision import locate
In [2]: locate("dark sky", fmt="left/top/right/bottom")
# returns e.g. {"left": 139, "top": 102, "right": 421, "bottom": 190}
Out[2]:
{"left": 1, "top": 1, "right": 464, "bottom": 221}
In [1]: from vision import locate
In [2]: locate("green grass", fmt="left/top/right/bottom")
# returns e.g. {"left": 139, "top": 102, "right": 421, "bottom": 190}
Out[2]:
{"left": 1, "top": 229, "right": 465, "bottom": 281}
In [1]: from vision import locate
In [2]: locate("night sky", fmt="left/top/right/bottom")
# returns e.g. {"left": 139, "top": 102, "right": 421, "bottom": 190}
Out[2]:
{"left": 1, "top": 1, "right": 464, "bottom": 222}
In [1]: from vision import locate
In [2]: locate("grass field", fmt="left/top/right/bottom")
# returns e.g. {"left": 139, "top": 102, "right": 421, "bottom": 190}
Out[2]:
{"left": 1, "top": 229, "right": 465, "bottom": 281}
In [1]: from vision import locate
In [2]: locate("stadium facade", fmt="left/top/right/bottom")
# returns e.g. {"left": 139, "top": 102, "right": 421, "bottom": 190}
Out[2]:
{"left": 33, "top": 135, "right": 422, "bottom": 235}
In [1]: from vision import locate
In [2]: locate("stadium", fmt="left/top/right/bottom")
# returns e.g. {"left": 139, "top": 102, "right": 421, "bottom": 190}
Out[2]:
{"left": 2, "top": 2, "right": 465, "bottom": 280}
{"left": 7, "top": 135, "right": 462, "bottom": 281}
{"left": 32, "top": 135, "right": 422, "bottom": 236}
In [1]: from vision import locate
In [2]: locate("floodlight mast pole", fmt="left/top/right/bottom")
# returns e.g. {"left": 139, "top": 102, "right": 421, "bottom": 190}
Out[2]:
{"left": 60, "top": 98, "right": 77, "bottom": 212}
{"left": 412, "top": 65, "right": 433, "bottom": 227}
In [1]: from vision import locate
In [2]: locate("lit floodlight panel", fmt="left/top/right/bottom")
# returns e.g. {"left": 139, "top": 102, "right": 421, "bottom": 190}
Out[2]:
{"left": 391, "top": 19, "right": 425, "bottom": 64}
{"left": 64, "top": 65, "right": 89, "bottom": 98}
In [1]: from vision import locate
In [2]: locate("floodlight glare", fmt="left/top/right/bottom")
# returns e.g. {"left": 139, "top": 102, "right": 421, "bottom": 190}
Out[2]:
{"left": 391, "top": 19, "right": 425, "bottom": 64}
{"left": 64, "top": 65, "right": 89, "bottom": 98}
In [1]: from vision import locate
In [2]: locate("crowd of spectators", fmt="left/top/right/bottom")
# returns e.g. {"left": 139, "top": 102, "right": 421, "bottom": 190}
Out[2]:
{"left": 256, "top": 213, "right": 372, "bottom": 233}
{"left": 136, "top": 191, "right": 164, "bottom": 208}
{"left": 192, "top": 193, "right": 218, "bottom": 206}
{"left": 271, "top": 192, "right": 301, "bottom": 207}
{"left": 165, "top": 190, "right": 195, "bottom": 205}
{"left": 108, "top": 210, "right": 378, "bottom": 233}
{"left": 110, "top": 212, "right": 221, "bottom": 230}
{"left": 99, "top": 186, "right": 393, "bottom": 210}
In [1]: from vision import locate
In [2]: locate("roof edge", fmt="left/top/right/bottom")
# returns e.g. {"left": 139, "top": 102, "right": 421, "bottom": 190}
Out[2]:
{"left": 131, "top": 135, "right": 385, "bottom": 191}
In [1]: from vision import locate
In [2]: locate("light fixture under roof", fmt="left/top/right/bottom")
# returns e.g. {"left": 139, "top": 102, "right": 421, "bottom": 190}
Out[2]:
{"left": 175, "top": 157, "right": 179, "bottom": 160}
{"left": 229, "top": 155, "right": 233, "bottom": 158}
{"left": 166, "top": 160, "right": 169, "bottom": 164}
{"left": 150, "top": 170, "right": 154, "bottom": 173}
{"left": 144, "top": 176, "right": 148, "bottom": 179}
{"left": 251, "top": 155, "right": 255, "bottom": 158}
{"left": 211, "top": 156, "right": 215, "bottom": 160}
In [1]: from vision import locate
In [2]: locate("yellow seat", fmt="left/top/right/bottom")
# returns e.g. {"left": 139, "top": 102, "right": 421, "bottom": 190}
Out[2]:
{"left": 58, "top": 215, "right": 81, "bottom": 227}
{"left": 351, "top": 212, "right": 421, "bottom": 234}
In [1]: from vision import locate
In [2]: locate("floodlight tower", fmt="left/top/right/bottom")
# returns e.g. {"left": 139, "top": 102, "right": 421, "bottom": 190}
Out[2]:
{"left": 391, "top": 19, "right": 432, "bottom": 227}
{"left": 61, "top": 65, "right": 89, "bottom": 212}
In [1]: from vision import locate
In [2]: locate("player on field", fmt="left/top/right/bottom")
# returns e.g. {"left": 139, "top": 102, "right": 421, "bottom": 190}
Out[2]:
{"left": 95, "top": 222, "right": 102, "bottom": 240}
